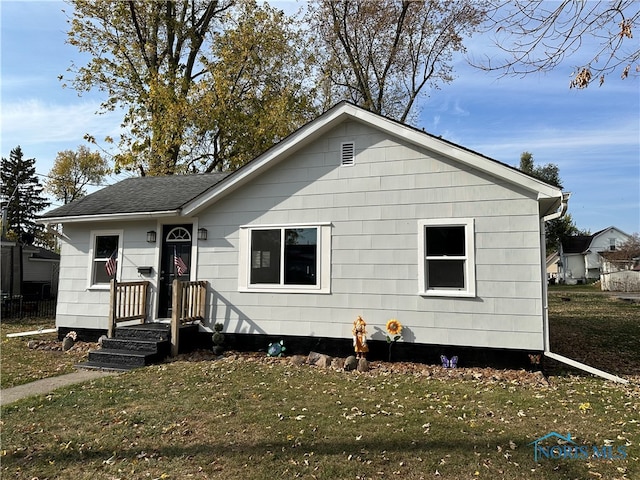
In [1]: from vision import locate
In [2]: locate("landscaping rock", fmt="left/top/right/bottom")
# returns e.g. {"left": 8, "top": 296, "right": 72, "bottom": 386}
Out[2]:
{"left": 357, "top": 357, "right": 370, "bottom": 372}
{"left": 62, "top": 337, "right": 75, "bottom": 351}
{"left": 344, "top": 355, "right": 357, "bottom": 371}
{"left": 290, "top": 355, "right": 307, "bottom": 366}
{"left": 331, "top": 357, "right": 345, "bottom": 370}
{"left": 307, "top": 352, "right": 331, "bottom": 368}
{"left": 308, "top": 352, "right": 332, "bottom": 368}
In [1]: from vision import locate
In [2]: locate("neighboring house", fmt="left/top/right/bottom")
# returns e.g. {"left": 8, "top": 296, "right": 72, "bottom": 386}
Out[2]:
{"left": 0, "top": 240, "right": 60, "bottom": 299}
{"left": 558, "top": 227, "right": 631, "bottom": 284}
{"left": 39, "top": 102, "right": 566, "bottom": 354}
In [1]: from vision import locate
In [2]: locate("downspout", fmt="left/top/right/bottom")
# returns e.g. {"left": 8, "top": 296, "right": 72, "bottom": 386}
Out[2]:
{"left": 541, "top": 193, "right": 628, "bottom": 384}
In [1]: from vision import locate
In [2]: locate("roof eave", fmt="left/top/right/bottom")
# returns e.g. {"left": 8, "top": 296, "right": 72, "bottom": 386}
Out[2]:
{"left": 38, "top": 210, "right": 181, "bottom": 225}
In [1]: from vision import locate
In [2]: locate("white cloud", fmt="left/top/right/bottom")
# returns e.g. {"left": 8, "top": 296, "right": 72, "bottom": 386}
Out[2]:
{"left": 1, "top": 99, "right": 121, "bottom": 146}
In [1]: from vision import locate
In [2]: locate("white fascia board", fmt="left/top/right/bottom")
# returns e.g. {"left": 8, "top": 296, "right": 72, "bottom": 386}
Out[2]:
{"left": 38, "top": 210, "right": 180, "bottom": 225}
{"left": 365, "top": 111, "right": 563, "bottom": 199}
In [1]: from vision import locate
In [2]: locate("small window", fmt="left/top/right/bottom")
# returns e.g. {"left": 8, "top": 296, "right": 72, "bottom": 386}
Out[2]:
{"left": 418, "top": 219, "right": 475, "bottom": 297}
{"left": 239, "top": 224, "right": 331, "bottom": 293}
{"left": 90, "top": 232, "right": 121, "bottom": 286}
{"left": 609, "top": 238, "right": 616, "bottom": 251}
{"left": 341, "top": 142, "right": 355, "bottom": 166}
{"left": 167, "top": 227, "right": 191, "bottom": 242}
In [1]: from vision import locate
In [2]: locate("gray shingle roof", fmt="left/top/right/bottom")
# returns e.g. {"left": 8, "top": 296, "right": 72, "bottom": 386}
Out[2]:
{"left": 561, "top": 235, "right": 594, "bottom": 254}
{"left": 40, "top": 173, "right": 230, "bottom": 219}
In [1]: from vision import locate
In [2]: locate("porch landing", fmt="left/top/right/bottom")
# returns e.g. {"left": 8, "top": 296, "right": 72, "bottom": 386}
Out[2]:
{"left": 79, "top": 323, "right": 199, "bottom": 371}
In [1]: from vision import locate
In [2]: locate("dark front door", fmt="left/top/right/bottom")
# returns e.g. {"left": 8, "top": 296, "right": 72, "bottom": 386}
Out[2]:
{"left": 158, "top": 224, "right": 192, "bottom": 318}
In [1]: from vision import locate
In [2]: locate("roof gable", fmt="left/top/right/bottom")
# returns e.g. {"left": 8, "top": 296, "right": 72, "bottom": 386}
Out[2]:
{"left": 39, "top": 102, "right": 564, "bottom": 224}
{"left": 561, "top": 226, "right": 631, "bottom": 254}
{"left": 591, "top": 226, "right": 630, "bottom": 241}
{"left": 182, "top": 102, "right": 563, "bottom": 216}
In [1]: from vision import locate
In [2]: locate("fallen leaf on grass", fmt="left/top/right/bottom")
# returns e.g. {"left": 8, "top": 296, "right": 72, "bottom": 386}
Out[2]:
{"left": 103, "top": 452, "right": 116, "bottom": 465}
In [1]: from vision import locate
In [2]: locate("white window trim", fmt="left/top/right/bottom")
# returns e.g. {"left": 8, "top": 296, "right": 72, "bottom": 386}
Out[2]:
{"left": 417, "top": 218, "right": 476, "bottom": 298}
{"left": 239, "top": 222, "right": 331, "bottom": 293}
{"left": 87, "top": 229, "right": 123, "bottom": 290}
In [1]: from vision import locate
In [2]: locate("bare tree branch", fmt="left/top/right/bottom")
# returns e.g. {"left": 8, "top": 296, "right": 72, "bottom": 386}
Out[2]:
{"left": 472, "top": 0, "right": 640, "bottom": 88}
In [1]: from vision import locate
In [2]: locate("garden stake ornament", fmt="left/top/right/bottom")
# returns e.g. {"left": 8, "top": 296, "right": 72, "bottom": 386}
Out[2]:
{"left": 385, "top": 319, "right": 403, "bottom": 362}
{"left": 352, "top": 316, "right": 368, "bottom": 359}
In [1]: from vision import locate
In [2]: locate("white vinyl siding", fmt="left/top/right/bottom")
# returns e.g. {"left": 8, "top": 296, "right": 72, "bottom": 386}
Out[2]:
{"left": 198, "top": 121, "right": 543, "bottom": 350}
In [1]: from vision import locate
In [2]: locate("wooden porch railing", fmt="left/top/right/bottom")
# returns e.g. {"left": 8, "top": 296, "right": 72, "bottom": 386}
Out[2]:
{"left": 171, "top": 279, "right": 208, "bottom": 356}
{"left": 108, "top": 280, "right": 149, "bottom": 338}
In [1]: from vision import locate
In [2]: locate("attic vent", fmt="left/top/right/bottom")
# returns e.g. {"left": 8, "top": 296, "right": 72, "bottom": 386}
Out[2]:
{"left": 341, "top": 142, "right": 355, "bottom": 166}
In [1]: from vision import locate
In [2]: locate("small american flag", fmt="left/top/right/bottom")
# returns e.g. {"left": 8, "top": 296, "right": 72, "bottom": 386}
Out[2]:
{"left": 174, "top": 250, "right": 188, "bottom": 276}
{"left": 105, "top": 250, "right": 117, "bottom": 277}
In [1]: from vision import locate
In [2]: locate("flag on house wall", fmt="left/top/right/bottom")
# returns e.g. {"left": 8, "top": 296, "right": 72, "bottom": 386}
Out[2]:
{"left": 174, "top": 248, "right": 188, "bottom": 276}
{"left": 105, "top": 250, "right": 117, "bottom": 277}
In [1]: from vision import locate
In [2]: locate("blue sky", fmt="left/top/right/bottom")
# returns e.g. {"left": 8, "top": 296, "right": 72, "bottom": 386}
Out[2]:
{"left": 1, "top": 1, "right": 639, "bottom": 235}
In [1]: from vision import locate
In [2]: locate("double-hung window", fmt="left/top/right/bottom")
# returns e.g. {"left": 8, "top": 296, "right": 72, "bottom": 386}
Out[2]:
{"left": 240, "top": 224, "right": 331, "bottom": 292}
{"left": 418, "top": 219, "right": 475, "bottom": 297}
{"left": 89, "top": 231, "right": 121, "bottom": 288}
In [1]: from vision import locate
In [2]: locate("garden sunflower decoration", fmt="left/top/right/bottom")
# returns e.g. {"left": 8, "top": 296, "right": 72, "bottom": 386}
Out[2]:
{"left": 386, "top": 319, "right": 402, "bottom": 337}
{"left": 385, "top": 319, "right": 403, "bottom": 362}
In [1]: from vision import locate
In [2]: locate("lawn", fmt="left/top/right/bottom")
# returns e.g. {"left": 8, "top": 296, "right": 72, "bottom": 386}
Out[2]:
{"left": 1, "top": 317, "right": 90, "bottom": 389}
{"left": 547, "top": 286, "right": 640, "bottom": 377}
{"left": 1, "top": 288, "right": 639, "bottom": 479}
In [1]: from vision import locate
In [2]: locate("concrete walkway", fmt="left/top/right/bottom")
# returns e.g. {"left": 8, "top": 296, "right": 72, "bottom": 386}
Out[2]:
{"left": 1, "top": 370, "right": 119, "bottom": 406}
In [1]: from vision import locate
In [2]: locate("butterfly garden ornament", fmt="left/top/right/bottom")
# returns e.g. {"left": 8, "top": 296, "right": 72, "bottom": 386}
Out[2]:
{"left": 440, "top": 355, "right": 458, "bottom": 368}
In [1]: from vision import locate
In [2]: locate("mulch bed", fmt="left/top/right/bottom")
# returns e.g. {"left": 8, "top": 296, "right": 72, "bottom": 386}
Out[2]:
{"left": 25, "top": 341, "right": 638, "bottom": 388}
{"left": 170, "top": 349, "right": 553, "bottom": 387}
{"left": 26, "top": 339, "right": 95, "bottom": 354}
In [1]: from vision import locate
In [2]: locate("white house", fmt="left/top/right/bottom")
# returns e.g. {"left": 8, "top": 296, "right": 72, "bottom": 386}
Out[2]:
{"left": 39, "top": 102, "right": 566, "bottom": 356}
{"left": 558, "top": 226, "right": 631, "bottom": 284}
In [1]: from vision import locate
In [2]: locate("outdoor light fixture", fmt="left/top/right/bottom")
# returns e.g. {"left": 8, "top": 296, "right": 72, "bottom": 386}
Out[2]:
{"left": 146, "top": 230, "right": 157, "bottom": 243}
{"left": 197, "top": 227, "right": 208, "bottom": 241}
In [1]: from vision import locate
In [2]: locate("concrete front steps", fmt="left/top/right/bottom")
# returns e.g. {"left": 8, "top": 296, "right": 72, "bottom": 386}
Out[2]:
{"left": 80, "top": 323, "right": 175, "bottom": 371}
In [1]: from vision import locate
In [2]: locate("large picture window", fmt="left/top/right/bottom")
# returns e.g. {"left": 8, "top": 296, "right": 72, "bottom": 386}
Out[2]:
{"left": 90, "top": 232, "right": 121, "bottom": 287}
{"left": 418, "top": 219, "right": 475, "bottom": 297}
{"left": 240, "top": 224, "right": 331, "bottom": 292}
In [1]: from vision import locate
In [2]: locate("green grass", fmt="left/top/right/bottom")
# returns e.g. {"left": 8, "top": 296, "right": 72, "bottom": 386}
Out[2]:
{"left": 1, "top": 357, "right": 638, "bottom": 479}
{"left": 1, "top": 287, "right": 639, "bottom": 479}
{"left": 1, "top": 317, "right": 89, "bottom": 389}
{"left": 548, "top": 288, "right": 640, "bottom": 376}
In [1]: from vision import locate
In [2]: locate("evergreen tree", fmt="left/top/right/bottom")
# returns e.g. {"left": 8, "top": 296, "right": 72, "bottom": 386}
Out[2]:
{"left": 1, "top": 146, "right": 50, "bottom": 245}
{"left": 519, "top": 151, "right": 562, "bottom": 188}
